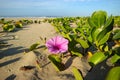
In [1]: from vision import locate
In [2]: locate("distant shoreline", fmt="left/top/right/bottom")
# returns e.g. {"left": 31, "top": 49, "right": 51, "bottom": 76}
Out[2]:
{"left": 0, "top": 16, "right": 91, "bottom": 19}
{"left": 0, "top": 16, "right": 56, "bottom": 19}
{"left": 0, "top": 17, "right": 56, "bottom": 21}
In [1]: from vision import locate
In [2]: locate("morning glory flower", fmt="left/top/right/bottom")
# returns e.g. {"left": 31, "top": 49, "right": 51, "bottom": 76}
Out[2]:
{"left": 46, "top": 36, "right": 69, "bottom": 54}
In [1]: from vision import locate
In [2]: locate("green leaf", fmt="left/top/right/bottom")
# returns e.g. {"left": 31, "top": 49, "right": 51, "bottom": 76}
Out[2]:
{"left": 104, "top": 16, "right": 114, "bottom": 32}
{"left": 71, "top": 51, "right": 83, "bottom": 57}
{"left": 110, "top": 47, "right": 120, "bottom": 64}
{"left": 96, "top": 28, "right": 110, "bottom": 42}
{"left": 89, "top": 11, "right": 107, "bottom": 28}
{"left": 48, "top": 54, "right": 65, "bottom": 71}
{"left": 88, "top": 51, "right": 109, "bottom": 66}
{"left": 99, "top": 44, "right": 109, "bottom": 52}
{"left": 106, "top": 67, "right": 120, "bottom": 80}
{"left": 76, "top": 39, "right": 89, "bottom": 48}
{"left": 29, "top": 42, "right": 40, "bottom": 51}
{"left": 53, "top": 25, "right": 60, "bottom": 33}
{"left": 93, "top": 28, "right": 102, "bottom": 41}
{"left": 110, "top": 54, "right": 120, "bottom": 64}
{"left": 72, "top": 66, "right": 83, "bottom": 80}
{"left": 2, "top": 24, "right": 15, "bottom": 32}
{"left": 91, "top": 27, "right": 96, "bottom": 40}
{"left": 88, "top": 35, "right": 93, "bottom": 43}
{"left": 97, "top": 32, "right": 111, "bottom": 46}
{"left": 8, "top": 25, "right": 15, "bottom": 31}
{"left": 90, "top": 27, "right": 102, "bottom": 42}
{"left": 103, "top": 45, "right": 109, "bottom": 52}
{"left": 104, "top": 15, "right": 113, "bottom": 30}
{"left": 15, "top": 22, "right": 23, "bottom": 28}
{"left": 113, "top": 31, "right": 120, "bottom": 40}
{"left": 61, "top": 26, "right": 67, "bottom": 33}
{"left": 88, "top": 18, "right": 96, "bottom": 28}
{"left": 62, "top": 33, "right": 72, "bottom": 41}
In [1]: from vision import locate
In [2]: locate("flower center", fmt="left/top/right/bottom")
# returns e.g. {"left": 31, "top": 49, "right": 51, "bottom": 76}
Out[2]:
{"left": 53, "top": 45, "right": 60, "bottom": 50}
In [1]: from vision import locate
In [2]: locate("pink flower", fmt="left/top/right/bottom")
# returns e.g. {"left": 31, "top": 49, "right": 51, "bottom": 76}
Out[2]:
{"left": 46, "top": 36, "right": 69, "bottom": 54}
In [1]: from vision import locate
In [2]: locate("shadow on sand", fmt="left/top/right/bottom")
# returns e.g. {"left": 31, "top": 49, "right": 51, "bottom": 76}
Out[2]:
{"left": 0, "top": 46, "right": 27, "bottom": 68}
{"left": 0, "top": 57, "right": 20, "bottom": 67}
{"left": 5, "top": 74, "right": 16, "bottom": 80}
{"left": 84, "top": 60, "right": 112, "bottom": 80}
{"left": 0, "top": 46, "right": 27, "bottom": 59}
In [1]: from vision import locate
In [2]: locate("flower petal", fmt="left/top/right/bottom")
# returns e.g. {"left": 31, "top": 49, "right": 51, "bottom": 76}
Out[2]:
{"left": 46, "top": 36, "right": 69, "bottom": 54}
{"left": 55, "top": 36, "right": 68, "bottom": 47}
{"left": 46, "top": 38, "right": 54, "bottom": 47}
{"left": 59, "top": 45, "right": 68, "bottom": 53}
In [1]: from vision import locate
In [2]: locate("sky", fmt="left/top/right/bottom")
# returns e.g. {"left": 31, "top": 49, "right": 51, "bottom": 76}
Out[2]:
{"left": 0, "top": 0, "right": 120, "bottom": 17}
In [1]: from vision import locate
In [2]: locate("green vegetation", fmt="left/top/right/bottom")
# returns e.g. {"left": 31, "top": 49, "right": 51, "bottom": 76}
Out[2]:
{"left": 45, "top": 10, "right": 120, "bottom": 80}
{"left": 0, "top": 19, "right": 34, "bottom": 32}
{"left": 0, "top": 10, "right": 120, "bottom": 80}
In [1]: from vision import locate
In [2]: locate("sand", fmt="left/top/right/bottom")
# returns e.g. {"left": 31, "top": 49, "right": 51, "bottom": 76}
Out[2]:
{"left": 0, "top": 21, "right": 56, "bottom": 80}
{"left": 0, "top": 18, "right": 113, "bottom": 80}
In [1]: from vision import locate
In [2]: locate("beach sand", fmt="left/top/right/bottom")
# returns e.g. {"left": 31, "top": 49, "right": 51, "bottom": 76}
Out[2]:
{"left": 0, "top": 19, "right": 56, "bottom": 80}
{"left": 0, "top": 18, "right": 112, "bottom": 80}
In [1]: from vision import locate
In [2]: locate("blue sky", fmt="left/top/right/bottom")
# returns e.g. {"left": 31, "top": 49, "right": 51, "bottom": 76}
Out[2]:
{"left": 0, "top": 0, "right": 120, "bottom": 17}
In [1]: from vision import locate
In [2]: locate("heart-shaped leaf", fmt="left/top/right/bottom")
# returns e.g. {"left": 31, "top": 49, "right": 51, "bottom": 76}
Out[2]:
{"left": 88, "top": 11, "right": 107, "bottom": 28}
